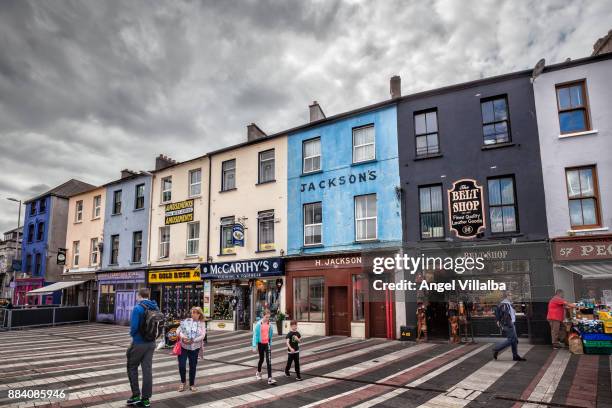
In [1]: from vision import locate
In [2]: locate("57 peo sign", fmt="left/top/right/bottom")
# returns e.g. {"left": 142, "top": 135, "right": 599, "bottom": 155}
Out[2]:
{"left": 448, "top": 179, "right": 485, "bottom": 239}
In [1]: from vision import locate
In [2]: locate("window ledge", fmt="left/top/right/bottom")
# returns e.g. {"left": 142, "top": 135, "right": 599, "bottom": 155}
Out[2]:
{"left": 157, "top": 258, "right": 170, "bottom": 261}
{"left": 301, "top": 170, "right": 323, "bottom": 177}
{"left": 188, "top": 195, "right": 202, "bottom": 199}
{"left": 414, "top": 153, "right": 443, "bottom": 161}
{"left": 567, "top": 227, "right": 609, "bottom": 234}
{"left": 354, "top": 239, "right": 380, "bottom": 244}
{"left": 559, "top": 129, "right": 598, "bottom": 139}
{"left": 256, "top": 180, "right": 276, "bottom": 186}
{"left": 481, "top": 142, "right": 515, "bottom": 150}
{"left": 185, "top": 255, "right": 199, "bottom": 259}
{"left": 111, "top": 213, "right": 122, "bottom": 216}
{"left": 219, "top": 188, "right": 237, "bottom": 193}
{"left": 302, "top": 244, "right": 324, "bottom": 249}
{"left": 217, "top": 253, "right": 237, "bottom": 257}
{"left": 255, "top": 249, "right": 276, "bottom": 253}
{"left": 133, "top": 208, "right": 145, "bottom": 212}
{"left": 351, "top": 159, "right": 377, "bottom": 167}
{"left": 74, "top": 221, "right": 83, "bottom": 224}
{"left": 160, "top": 201, "right": 172, "bottom": 206}
{"left": 130, "top": 261, "right": 142, "bottom": 265}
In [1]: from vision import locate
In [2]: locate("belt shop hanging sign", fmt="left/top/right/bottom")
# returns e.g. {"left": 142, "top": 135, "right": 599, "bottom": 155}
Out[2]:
{"left": 448, "top": 179, "right": 486, "bottom": 239}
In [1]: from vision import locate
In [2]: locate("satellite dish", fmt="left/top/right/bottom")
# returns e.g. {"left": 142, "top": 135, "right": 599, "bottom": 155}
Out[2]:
{"left": 531, "top": 58, "right": 545, "bottom": 82}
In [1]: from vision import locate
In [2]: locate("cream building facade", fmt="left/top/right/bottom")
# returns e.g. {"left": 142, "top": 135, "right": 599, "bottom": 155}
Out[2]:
{"left": 148, "top": 155, "right": 211, "bottom": 320}
{"left": 63, "top": 186, "right": 105, "bottom": 311}
{"left": 204, "top": 129, "right": 288, "bottom": 331}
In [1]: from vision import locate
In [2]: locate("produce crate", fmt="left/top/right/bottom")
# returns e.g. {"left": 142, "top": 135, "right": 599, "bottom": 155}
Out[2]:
{"left": 582, "top": 333, "right": 612, "bottom": 341}
{"left": 582, "top": 339, "right": 612, "bottom": 355}
{"left": 605, "top": 321, "right": 612, "bottom": 334}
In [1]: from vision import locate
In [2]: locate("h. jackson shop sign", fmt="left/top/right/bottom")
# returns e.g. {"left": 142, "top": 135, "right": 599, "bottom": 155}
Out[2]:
{"left": 201, "top": 258, "right": 284, "bottom": 280}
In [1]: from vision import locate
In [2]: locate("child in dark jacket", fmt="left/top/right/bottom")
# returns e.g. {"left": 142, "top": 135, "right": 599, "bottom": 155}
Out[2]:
{"left": 284, "top": 320, "right": 302, "bottom": 381}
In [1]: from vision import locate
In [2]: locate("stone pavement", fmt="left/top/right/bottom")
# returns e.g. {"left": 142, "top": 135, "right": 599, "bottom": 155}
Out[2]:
{"left": 0, "top": 323, "right": 610, "bottom": 407}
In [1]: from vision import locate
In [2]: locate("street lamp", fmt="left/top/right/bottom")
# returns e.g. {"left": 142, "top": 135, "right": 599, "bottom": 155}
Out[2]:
{"left": 6, "top": 198, "right": 22, "bottom": 229}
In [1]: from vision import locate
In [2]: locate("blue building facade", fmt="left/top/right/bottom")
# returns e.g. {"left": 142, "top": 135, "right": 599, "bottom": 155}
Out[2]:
{"left": 17, "top": 179, "right": 95, "bottom": 305}
{"left": 285, "top": 104, "right": 402, "bottom": 339}
{"left": 97, "top": 172, "right": 151, "bottom": 323}
{"left": 286, "top": 105, "right": 402, "bottom": 254}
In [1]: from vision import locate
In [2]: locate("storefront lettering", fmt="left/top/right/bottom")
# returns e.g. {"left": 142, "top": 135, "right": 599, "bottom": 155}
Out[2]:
{"left": 314, "top": 257, "right": 362, "bottom": 267}
{"left": 201, "top": 258, "right": 284, "bottom": 280}
{"left": 553, "top": 240, "right": 612, "bottom": 261}
{"left": 149, "top": 268, "right": 201, "bottom": 283}
{"left": 300, "top": 170, "right": 376, "bottom": 193}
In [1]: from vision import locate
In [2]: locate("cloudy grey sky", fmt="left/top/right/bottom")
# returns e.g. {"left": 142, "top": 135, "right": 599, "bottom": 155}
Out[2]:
{"left": 0, "top": 0, "right": 610, "bottom": 233}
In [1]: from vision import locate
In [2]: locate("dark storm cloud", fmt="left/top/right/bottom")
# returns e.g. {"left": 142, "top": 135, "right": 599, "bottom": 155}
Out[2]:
{"left": 0, "top": 0, "right": 611, "bottom": 233}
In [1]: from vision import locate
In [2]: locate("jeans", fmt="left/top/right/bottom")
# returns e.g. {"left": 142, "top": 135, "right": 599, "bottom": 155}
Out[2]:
{"left": 126, "top": 342, "right": 155, "bottom": 399}
{"left": 178, "top": 348, "right": 200, "bottom": 386}
{"left": 493, "top": 324, "right": 519, "bottom": 358}
{"left": 257, "top": 342, "right": 272, "bottom": 378}
{"left": 285, "top": 352, "right": 301, "bottom": 378}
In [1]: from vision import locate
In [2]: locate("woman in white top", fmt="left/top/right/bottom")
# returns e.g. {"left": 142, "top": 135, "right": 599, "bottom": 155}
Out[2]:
{"left": 176, "top": 306, "right": 206, "bottom": 391}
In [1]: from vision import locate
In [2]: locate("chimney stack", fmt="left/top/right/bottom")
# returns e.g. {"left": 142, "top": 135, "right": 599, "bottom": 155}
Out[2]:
{"left": 309, "top": 101, "right": 326, "bottom": 122}
{"left": 592, "top": 29, "right": 612, "bottom": 56}
{"left": 155, "top": 154, "right": 177, "bottom": 171}
{"left": 390, "top": 75, "right": 401, "bottom": 99}
{"left": 121, "top": 169, "right": 137, "bottom": 179}
{"left": 247, "top": 123, "right": 267, "bottom": 142}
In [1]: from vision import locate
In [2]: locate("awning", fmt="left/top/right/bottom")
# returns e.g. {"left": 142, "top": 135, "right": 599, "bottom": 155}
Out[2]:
{"left": 26, "top": 280, "right": 86, "bottom": 296}
{"left": 556, "top": 262, "right": 612, "bottom": 279}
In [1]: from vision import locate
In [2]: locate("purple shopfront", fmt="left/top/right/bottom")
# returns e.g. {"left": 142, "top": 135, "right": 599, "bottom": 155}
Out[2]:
{"left": 96, "top": 270, "right": 146, "bottom": 325}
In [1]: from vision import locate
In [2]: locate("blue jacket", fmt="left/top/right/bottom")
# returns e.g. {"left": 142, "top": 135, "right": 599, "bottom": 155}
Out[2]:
{"left": 130, "top": 299, "right": 159, "bottom": 344}
{"left": 252, "top": 320, "right": 274, "bottom": 347}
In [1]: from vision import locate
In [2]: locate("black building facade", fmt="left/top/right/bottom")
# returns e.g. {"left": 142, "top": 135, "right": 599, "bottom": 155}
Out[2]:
{"left": 396, "top": 72, "right": 554, "bottom": 343}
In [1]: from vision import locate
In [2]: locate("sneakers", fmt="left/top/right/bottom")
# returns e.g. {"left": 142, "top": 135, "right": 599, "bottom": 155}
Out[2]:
{"left": 284, "top": 371, "right": 291, "bottom": 377}
{"left": 137, "top": 399, "right": 151, "bottom": 407}
{"left": 513, "top": 356, "right": 527, "bottom": 362}
{"left": 126, "top": 396, "right": 141, "bottom": 406}
{"left": 296, "top": 377, "right": 303, "bottom": 381}
{"left": 492, "top": 350, "right": 498, "bottom": 360}
{"left": 268, "top": 378, "right": 277, "bottom": 385}
{"left": 255, "top": 371, "right": 262, "bottom": 380}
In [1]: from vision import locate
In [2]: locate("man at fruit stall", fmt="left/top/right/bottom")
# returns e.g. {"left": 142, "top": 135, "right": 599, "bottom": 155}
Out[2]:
{"left": 547, "top": 289, "right": 576, "bottom": 349}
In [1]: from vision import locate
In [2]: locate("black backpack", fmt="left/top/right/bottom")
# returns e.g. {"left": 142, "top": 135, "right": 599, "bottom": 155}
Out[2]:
{"left": 139, "top": 302, "right": 165, "bottom": 342}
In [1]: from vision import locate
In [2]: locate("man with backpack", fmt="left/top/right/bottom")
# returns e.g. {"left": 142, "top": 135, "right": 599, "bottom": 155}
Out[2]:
{"left": 126, "top": 288, "right": 163, "bottom": 407}
{"left": 492, "top": 291, "right": 526, "bottom": 362}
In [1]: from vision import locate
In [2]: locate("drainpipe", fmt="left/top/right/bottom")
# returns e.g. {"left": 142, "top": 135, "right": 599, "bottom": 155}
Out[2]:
{"left": 206, "top": 157, "right": 212, "bottom": 262}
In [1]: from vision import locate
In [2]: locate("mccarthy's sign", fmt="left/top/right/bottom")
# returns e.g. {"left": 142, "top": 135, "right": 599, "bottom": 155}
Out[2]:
{"left": 448, "top": 179, "right": 485, "bottom": 239}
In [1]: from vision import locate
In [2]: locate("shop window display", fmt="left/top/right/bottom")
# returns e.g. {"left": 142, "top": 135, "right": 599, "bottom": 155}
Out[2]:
{"left": 99, "top": 284, "right": 115, "bottom": 315}
{"left": 353, "top": 274, "right": 367, "bottom": 321}
{"left": 161, "top": 283, "right": 204, "bottom": 320}
{"left": 294, "top": 277, "right": 324, "bottom": 322}
{"left": 254, "top": 279, "right": 281, "bottom": 321}
{"left": 213, "top": 283, "right": 234, "bottom": 320}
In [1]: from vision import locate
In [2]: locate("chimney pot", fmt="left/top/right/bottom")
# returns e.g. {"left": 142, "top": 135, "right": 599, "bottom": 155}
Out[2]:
{"left": 247, "top": 123, "right": 267, "bottom": 142}
{"left": 390, "top": 75, "right": 401, "bottom": 99}
{"left": 309, "top": 101, "right": 326, "bottom": 122}
{"left": 155, "top": 154, "right": 176, "bottom": 171}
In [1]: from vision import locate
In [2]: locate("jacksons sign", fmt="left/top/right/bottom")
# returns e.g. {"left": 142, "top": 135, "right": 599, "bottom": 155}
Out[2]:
{"left": 165, "top": 199, "right": 194, "bottom": 225}
{"left": 300, "top": 170, "right": 377, "bottom": 192}
{"left": 448, "top": 179, "right": 485, "bottom": 239}
{"left": 201, "top": 258, "right": 284, "bottom": 280}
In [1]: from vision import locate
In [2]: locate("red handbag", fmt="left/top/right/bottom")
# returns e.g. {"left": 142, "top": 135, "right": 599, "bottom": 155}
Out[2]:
{"left": 172, "top": 341, "right": 182, "bottom": 356}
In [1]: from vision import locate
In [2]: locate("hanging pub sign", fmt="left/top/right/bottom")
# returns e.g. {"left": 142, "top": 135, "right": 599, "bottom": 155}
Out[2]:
{"left": 232, "top": 223, "right": 245, "bottom": 247}
{"left": 57, "top": 248, "right": 67, "bottom": 265}
{"left": 165, "top": 199, "right": 194, "bottom": 225}
{"left": 448, "top": 179, "right": 485, "bottom": 239}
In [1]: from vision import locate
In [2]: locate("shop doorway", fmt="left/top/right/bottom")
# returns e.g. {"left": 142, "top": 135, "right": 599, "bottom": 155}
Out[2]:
{"left": 115, "top": 291, "right": 136, "bottom": 324}
{"left": 236, "top": 285, "right": 251, "bottom": 331}
{"left": 329, "top": 286, "right": 350, "bottom": 336}
{"left": 369, "top": 301, "right": 387, "bottom": 338}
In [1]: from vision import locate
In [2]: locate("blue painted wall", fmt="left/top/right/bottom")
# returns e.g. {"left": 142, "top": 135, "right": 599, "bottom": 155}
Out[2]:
{"left": 287, "top": 105, "right": 402, "bottom": 255}
{"left": 21, "top": 196, "right": 51, "bottom": 278}
{"left": 102, "top": 175, "right": 151, "bottom": 269}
